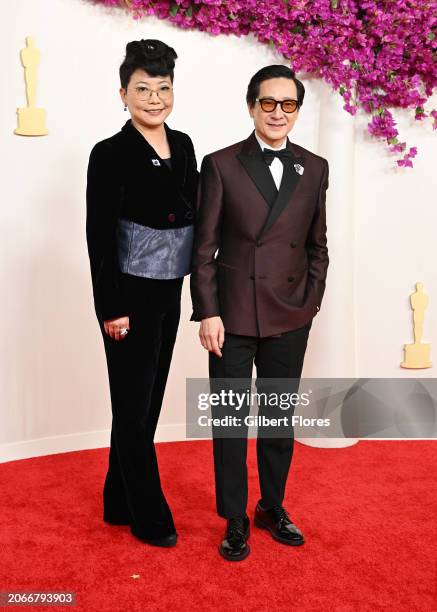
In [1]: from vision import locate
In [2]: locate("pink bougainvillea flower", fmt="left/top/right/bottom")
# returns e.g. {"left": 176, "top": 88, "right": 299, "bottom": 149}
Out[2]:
{"left": 99, "top": 0, "right": 437, "bottom": 169}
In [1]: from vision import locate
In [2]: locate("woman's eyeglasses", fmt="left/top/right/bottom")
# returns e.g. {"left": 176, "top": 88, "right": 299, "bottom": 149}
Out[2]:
{"left": 130, "top": 85, "right": 174, "bottom": 101}
{"left": 256, "top": 98, "right": 299, "bottom": 114}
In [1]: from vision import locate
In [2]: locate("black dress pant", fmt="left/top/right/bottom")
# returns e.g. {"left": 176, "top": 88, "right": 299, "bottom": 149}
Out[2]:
{"left": 98, "top": 274, "right": 183, "bottom": 541}
{"left": 209, "top": 321, "right": 312, "bottom": 519}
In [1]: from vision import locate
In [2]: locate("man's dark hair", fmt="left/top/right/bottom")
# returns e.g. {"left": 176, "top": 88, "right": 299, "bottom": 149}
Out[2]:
{"left": 119, "top": 39, "right": 178, "bottom": 89}
{"left": 246, "top": 65, "right": 305, "bottom": 108}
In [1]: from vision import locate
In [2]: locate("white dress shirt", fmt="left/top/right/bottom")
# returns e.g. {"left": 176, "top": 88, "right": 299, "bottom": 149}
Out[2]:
{"left": 254, "top": 131, "right": 287, "bottom": 190}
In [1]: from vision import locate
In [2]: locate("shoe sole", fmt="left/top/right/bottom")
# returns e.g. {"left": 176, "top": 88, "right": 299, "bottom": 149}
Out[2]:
{"left": 130, "top": 528, "right": 178, "bottom": 547}
{"left": 143, "top": 536, "right": 177, "bottom": 548}
{"left": 254, "top": 517, "right": 305, "bottom": 546}
{"left": 218, "top": 543, "right": 250, "bottom": 561}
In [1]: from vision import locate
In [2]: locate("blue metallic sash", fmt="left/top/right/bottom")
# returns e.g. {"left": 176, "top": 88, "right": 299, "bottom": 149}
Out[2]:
{"left": 116, "top": 217, "right": 194, "bottom": 279}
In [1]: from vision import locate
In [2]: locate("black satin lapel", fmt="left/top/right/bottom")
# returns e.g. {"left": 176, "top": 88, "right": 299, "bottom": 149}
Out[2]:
{"left": 258, "top": 156, "right": 304, "bottom": 237}
{"left": 237, "top": 152, "right": 278, "bottom": 208}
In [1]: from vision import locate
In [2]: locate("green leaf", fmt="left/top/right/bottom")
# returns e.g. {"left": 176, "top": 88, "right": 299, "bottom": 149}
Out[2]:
{"left": 186, "top": 6, "right": 193, "bottom": 17}
{"left": 388, "top": 137, "right": 398, "bottom": 145}
{"left": 169, "top": 4, "right": 179, "bottom": 17}
{"left": 339, "top": 85, "right": 346, "bottom": 95}
{"left": 331, "top": 0, "right": 338, "bottom": 8}
{"left": 428, "top": 32, "right": 435, "bottom": 40}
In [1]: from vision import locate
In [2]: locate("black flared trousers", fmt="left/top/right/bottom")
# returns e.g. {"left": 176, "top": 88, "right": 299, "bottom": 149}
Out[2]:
{"left": 98, "top": 274, "right": 183, "bottom": 541}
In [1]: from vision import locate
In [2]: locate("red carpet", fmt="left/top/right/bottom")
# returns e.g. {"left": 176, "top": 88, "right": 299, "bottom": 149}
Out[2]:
{"left": 1, "top": 440, "right": 436, "bottom": 611}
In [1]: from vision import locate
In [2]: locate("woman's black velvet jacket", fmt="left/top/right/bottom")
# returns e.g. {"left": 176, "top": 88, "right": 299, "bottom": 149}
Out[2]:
{"left": 86, "top": 119, "right": 199, "bottom": 323}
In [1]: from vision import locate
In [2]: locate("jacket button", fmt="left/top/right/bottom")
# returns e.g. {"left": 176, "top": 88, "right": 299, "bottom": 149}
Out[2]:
{"left": 168, "top": 213, "right": 176, "bottom": 222}
{"left": 256, "top": 240, "right": 262, "bottom": 247}
{"left": 288, "top": 276, "right": 295, "bottom": 282}
{"left": 290, "top": 241, "right": 297, "bottom": 248}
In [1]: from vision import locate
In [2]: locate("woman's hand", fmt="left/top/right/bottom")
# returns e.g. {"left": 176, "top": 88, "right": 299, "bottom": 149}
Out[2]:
{"left": 103, "top": 316, "right": 130, "bottom": 341}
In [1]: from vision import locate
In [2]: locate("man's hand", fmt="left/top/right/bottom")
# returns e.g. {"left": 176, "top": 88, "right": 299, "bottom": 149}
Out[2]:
{"left": 199, "top": 316, "right": 225, "bottom": 357}
{"left": 104, "top": 316, "right": 130, "bottom": 341}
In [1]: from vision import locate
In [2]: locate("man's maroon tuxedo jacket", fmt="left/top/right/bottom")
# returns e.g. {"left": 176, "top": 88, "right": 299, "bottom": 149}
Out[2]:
{"left": 190, "top": 130, "right": 329, "bottom": 338}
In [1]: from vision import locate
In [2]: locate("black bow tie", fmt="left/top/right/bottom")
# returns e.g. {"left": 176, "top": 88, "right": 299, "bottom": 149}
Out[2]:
{"left": 262, "top": 147, "right": 293, "bottom": 166}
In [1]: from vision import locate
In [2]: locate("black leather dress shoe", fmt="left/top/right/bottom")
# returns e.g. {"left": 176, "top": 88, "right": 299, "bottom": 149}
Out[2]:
{"left": 254, "top": 503, "right": 304, "bottom": 546}
{"left": 219, "top": 515, "right": 250, "bottom": 561}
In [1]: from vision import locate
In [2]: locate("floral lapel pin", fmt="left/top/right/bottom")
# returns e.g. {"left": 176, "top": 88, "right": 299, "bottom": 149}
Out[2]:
{"left": 293, "top": 163, "right": 304, "bottom": 175}
{"left": 151, "top": 158, "right": 161, "bottom": 167}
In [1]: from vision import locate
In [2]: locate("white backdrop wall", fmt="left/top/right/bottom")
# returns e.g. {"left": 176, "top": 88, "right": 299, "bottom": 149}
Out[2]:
{"left": 1, "top": 0, "right": 436, "bottom": 461}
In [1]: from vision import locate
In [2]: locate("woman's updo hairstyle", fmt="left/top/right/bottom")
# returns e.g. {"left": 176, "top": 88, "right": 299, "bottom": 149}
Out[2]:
{"left": 119, "top": 39, "right": 178, "bottom": 89}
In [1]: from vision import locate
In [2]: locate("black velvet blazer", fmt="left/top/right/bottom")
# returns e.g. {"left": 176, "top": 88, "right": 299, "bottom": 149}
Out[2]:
{"left": 86, "top": 119, "right": 199, "bottom": 322}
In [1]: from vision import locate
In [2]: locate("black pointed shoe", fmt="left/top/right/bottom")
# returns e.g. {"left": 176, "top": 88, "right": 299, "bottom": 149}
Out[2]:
{"left": 142, "top": 533, "right": 178, "bottom": 547}
{"left": 219, "top": 515, "right": 250, "bottom": 561}
{"left": 254, "top": 503, "right": 304, "bottom": 546}
{"left": 130, "top": 526, "right": 178, "bottom": 547}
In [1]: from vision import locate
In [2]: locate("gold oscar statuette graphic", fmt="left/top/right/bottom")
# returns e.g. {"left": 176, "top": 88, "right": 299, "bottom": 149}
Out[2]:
{"left": 401, "top": 282, "right": 432, "bottom": 369}
{"left": 14, "top": 36, "right": 48, "bottom": 136}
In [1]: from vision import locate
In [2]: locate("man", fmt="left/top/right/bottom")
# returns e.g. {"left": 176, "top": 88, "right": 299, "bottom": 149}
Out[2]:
{"left": 190, "top": 65, "right": 329, "bottom": 561}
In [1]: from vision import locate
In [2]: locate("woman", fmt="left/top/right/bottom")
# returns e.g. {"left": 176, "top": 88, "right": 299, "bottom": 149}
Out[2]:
{"left": 86, "top": 39, "right": 198, "bottom": 547}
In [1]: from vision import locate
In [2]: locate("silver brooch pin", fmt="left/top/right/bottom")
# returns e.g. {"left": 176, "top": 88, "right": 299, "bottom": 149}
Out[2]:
{"left": 294, "top": 163, "right": 304, "bottom": 175}
{"left": 151, "top": 159, "right": 161, "bottom": 166}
